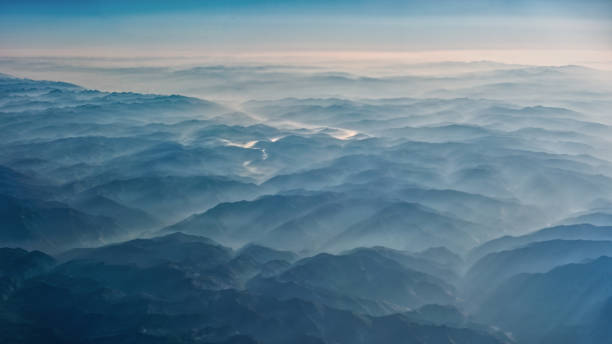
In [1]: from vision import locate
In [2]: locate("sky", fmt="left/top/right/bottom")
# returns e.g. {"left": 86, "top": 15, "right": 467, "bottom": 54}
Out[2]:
{"left": 0, "top": 0, "right": 611, "bottom": 66}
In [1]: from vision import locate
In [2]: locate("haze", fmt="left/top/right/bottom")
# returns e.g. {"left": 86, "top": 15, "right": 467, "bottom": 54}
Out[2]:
{"left": 1, "top": 1, "right": 612, "bottom": 343}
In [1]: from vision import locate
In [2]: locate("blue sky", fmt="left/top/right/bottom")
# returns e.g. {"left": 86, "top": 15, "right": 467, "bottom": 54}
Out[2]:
{"left": 1, "top": 0, "right": 611, "bottom": 17}
{"left": 0, "top": 0, "right": 610, "bottom": 60}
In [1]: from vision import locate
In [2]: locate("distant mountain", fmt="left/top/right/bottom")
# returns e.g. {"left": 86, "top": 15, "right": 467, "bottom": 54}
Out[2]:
{"left": 260, "top": 196, "right": 390, "bottom": 252}
{"left": 68, "top": 194, "right": 160, "bottom": 231}
{"left": 559, "top": 211, "right": 612, "bottom": 227}
{"left": 415, "top": 246, "right": 463, "bottom": 269}
{"left": 190, "top": 123, "right": 283, "bottom": 144}
{"left": 343, "top": 246, "right": 461, "bottom": 284}
{"left": 2, "top": 276, "right": 509, "bottom": 344}
{"left": 248, "top": 249, "right": 456, "bottom": 313}
{"left": 468, "top": 224, "right": 612, "bottom": 263}
{"left": 326, "top": 202, "right": 484, "bottom": 252}
{"left": 382, "top": 124, "right": 493, "bottom": 142}
{"left": 0, "top": 248, "right": 55, "bottom": 278}
{"left": 58, "top": 232, "right": 300, "bottom": 291}
{"left": 0, "top": 236, "right": 510, "bottom": 344}
{"left": 262, "top": 154, "right": 444, "bottom": 194}
{"left": 95, "top": 142, "right": 265, "bottom": 180}
{"left": 164, "top": 192, "right": 339, "bottom": 246}
{"left": 1, "top": 136, "right": 159, "bottom": 167}
{"left": 0, "top": 75, "right": 227, "bottom": 120}
{"left": 0, "top": 194, "right": 120, "bottom": 253}
{"left": 464, "top": 239, "right": 612, "bottom": 304}
{"left": 59, "top": 232, "right": 232, "bottom": 268}
{"left": 475, "top": 256, "right": 612, "bottom": 344}
{"left": 80, "top": 175, "right": 259, "bottom": 224}
{"left": 392, "top": 187, "right": 544, "bottom": 236}
{"left": 165, "top": 193, "right": 485, "bottom": 254}
{"left": 236, "top": 244, "right": 298, "bottom": 265}
{"left": 0, "top": 248, "right": 55, "bottom": 300}
{"left": 2, "top": 63, "right": 612, "bottom": 344}
{"left": 0, "top": 165, "right": 56, "bottom": 200}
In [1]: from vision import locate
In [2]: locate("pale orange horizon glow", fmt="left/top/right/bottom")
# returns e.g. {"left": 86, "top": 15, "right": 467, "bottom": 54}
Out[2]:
{"left": 1, "top": 49, "right": 612, "bottom": 72}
